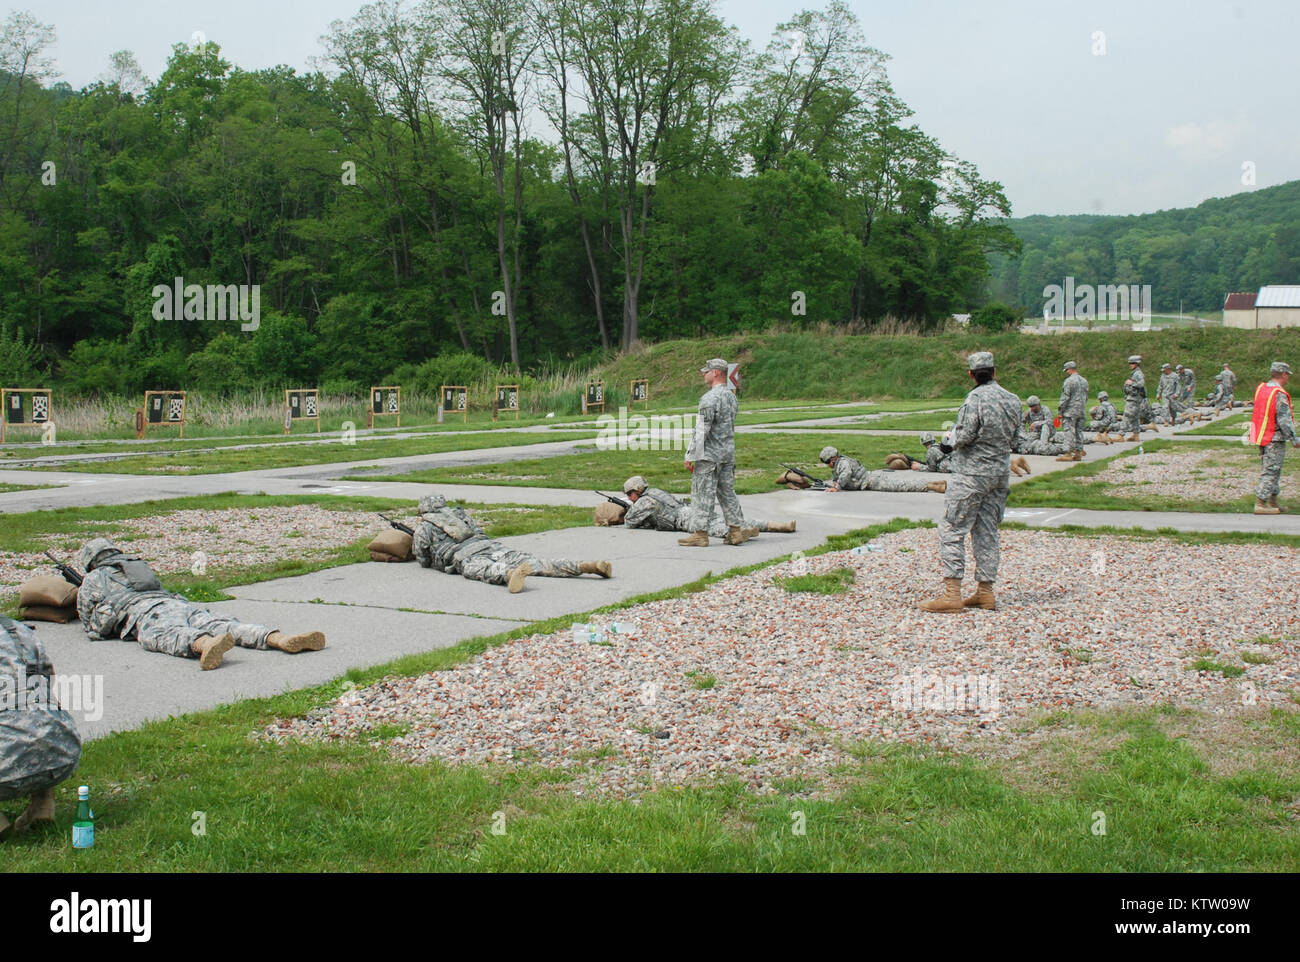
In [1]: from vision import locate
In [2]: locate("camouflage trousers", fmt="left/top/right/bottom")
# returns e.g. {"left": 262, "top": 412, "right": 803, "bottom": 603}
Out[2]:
{"left": 456, "top": 542, "right": 581, "bottom": 586}
{"left": 128, "top": 599, "right": 273, "bottom": 659}
{"left": 1087, "top": 418, "right": 1118, "bottom": 433}
{"left": 1120, "top": 399, "right": 1144, "bottom": 433}
{"left": 1163, "top": 397, "right": 1187, "bottom": 422}
{"left": 1215, "top": 392, "right": 1234, "bottom": 415}
{"left": 672, "top": 506, "right": 767, "bottom": 538}
{"left": 1057, "top": 415, "right": 1084, "bottom": 451}
{"left": 688, "top": 459, "right": 744, "bottom": 533}
{"left": 855, "top": 470, "right": 938, "bottom": 493}
{"left": 938, "top": 474, "right": 1010, "bottom": 582}
{"left": 1257, "top": 442, "right": 1288, "bottom": 501}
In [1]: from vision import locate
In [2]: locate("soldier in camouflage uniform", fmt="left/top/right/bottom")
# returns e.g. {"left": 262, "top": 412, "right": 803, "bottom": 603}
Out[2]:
{"left": 1023, "top": 396, "right": 1054, "bottom": 442}
{"left": 1088, "top": 391, "right": 1120, "bottom": 441}
{"left": 412, "top": 494, "right": 611, "bottom": 591}
{"left": 820, "top": 446, "right": 946, "bottom": 493}
{"left": 1180, "top": 366, "right": 1197, "bottom": 406}
{"left": 75, "top": 538, "right": 325, "bottom": 670}
{"left": 680, "top": 358, "right": 756, "bottom": 547}
{"left": 1251, "top": 362, "right": 1298, "bottom": 515}
{"left": 1056, "top": 360, "right": 1088, "bottom": 460}
{"left": 1157, "top": 363, "right": 1186, "bottom": 425}
{"left": 1120, "top": 355, "right": 1149, "bottom": 440}
{"left": 919, "top": 351, "right": 1021, "bottom": 613}
{"left": 1010, "top": 425, "right": 1072, "bottom": 457}
{"left": 920, "top": 433, "right": 954, "bottom": 473}
{"left": 1204, "top": 374, "right": 1227, "bottom": 414}
{"left": 1221, "top": 363, "right": 1237, "bottom": 409}
{"left": 621, "top": 476, "right": 794, "bottom": 536}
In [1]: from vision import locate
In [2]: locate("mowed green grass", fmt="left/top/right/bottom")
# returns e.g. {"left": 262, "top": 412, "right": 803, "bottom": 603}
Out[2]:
{"left": 4, "top": 521, "right": 1298, "bottom": 871}
{"left": 359, "top": 433, "right": 917, "bottom": 494}
{"left": 1184, "top": 411, "right": 1249, "bottom": 436}
{"left": 1008, "top": 439, "right": 1299, "bottom": 513}
{"left": 10, "top": 431, "right": 596, "bottom": 476}
{"left": 0, "top": 482, "right": 57, "bottom": 493}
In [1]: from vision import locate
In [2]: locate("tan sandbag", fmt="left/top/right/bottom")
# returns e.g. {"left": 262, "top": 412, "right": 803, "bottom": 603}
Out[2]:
{"left": 368, "top": 550, "right": 408, "bottom": 563}
{"left": 19, "top": 605, "right": 77, "bottom": 624}
{"left": 594, "top": 502, "right": 625, "bottom": 526}
{"left": 18, "top": 576, "right": 78, "bottom": 609}
{"left": 775, "top": 471, "right": 810, "bottom": 488}
{"left": 367, "top": 529, "right": 412, "bottom": 562}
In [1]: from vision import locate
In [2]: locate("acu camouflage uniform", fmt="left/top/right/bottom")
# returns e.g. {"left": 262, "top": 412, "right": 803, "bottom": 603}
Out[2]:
{"left": 940, "top": 366, "right": 1022, "bottom": 583}
{"left": 1010, "top": 426, "right": 1072, "bottom": 456}
{"left": 923, "top": 442, "right": 954, "bottom": 473}
{"left": 75, "top": 538, "right": 274, "bottom": 659}
{"left": 624, "top": 487, "right": 769, "bottom": 537}
{"left": 1058, "top": 368, "right": 1089, "bottom": 451}
{"left": 829, "top": 453, "right": 939, "bottom": 492}
{"left": 1023, "top": 402, "right": 1054, "bottom": 442}
{"left": 1180, "top": 368, "right": 1197, "bottom": 403}
{"left": 684, "top": 384, "right": 745, "bottom": 533}
{"left": 1088, "top": 399, "right": 1120, "bottom": 432}
{"left": 1121, "top": 363, "right": 1148, "bottom": 434}
{"left": 1255, "top": 375, "right": 1299, "bottom": 502}
{"left": 412, "top": 495, "right": 581, "bottom": 585}
{"left": 1220, "top": 367, "right": 1237, "bottom": 411}
{"left": 1157, "top": 369, "right": 1186, "bottom": 422}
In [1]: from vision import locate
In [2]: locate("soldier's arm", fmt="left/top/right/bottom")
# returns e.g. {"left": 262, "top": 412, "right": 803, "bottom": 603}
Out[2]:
{"left": 1277, "top": 395, "right": 1299, "bottom": 444}
{"left": 685, "top": 395, "right": 714, "bottom": 463}
{"left": 624, "top": 497, "right": 656, "bottom": 528}
{"left": 951, "top": 399, "right": 981, "bottom": 449}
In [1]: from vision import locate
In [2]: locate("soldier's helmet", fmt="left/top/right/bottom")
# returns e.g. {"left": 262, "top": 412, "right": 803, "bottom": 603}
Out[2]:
{"left": 1161, "top": 363, "right": 1172, "bottom": 371}
{"left": 79, "top": 537, "right": 121, "bottom": 571}
{"left": 920, "top": 432, "right": 936, "bottom": 445}
{"left": 1098, "top": 391, "right": 1109, "bottom": 400}
{"left": 623, "top": 475, "right": 648, "bottom": 495}
{"left": 1027, "top": 395, "right": 1040, "bottom": 407}
{"left": 1214, "top": 374, "right": 1223, "bottom": 381}
{"left": 1127, "top": 355, "right": 1142, "bottom": 365}
{"left": 819, "top": 445, "right": 838, "bottom": 463}
{"left": 418, "top": 494, "right": 448, "bottom": 514}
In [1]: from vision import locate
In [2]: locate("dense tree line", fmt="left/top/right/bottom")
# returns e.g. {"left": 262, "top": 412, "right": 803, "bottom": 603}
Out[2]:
{"left": 0, "top": 1, "right": 1017, "bottom": 395}
{"left": 990, "top": 179, "right": 1300, "bottom": 316}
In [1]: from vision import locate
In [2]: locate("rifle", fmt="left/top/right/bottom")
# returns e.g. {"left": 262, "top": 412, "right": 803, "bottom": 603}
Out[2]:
{"left": 44, "top": 550, "right": 83, "bottom": 588}
{"left": 379, "top": 513, "right": 415, "bottom": 536}
{"left": 779, "top": 463, "right": 830, "bottom": 490}
{"left": 594, "top": 490, "right": 631, "bottom": 510}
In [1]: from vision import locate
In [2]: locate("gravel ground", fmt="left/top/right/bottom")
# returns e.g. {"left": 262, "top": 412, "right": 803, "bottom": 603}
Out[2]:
{"left": 1093, "top": 445, "right": 1265, "bottom": 501}
{"left": 1, "top": 505, "right": 378, "bottom": 587}
{"left": 263, "top": 528, "right": 1300, "bottom": 798}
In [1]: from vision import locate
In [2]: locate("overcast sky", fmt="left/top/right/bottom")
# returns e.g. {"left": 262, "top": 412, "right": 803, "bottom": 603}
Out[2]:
{"left": 30, "top": 0, "right": 1300, "bottom": 217}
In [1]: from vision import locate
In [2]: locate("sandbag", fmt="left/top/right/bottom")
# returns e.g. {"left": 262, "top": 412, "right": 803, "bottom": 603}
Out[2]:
{"left": 593, "top": 502, "right": 625, "bottom": 526}
{"left": 367, "top": 529, "right": 413, "bottom": 562}
{"left": 0, "top": 615, "right": 82, "bottom": 802}
{"left": 18, "top": 606, "right": 77, "bottom": 624}
{"left": 774, "top": 470, "right": 810, "bottom": 489}
{"left": 18, "top": 576, "right": 78, "bottom": 609}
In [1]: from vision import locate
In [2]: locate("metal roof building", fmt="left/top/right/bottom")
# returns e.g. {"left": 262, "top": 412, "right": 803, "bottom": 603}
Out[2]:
{"left": 1223, "top": 286, "right": 1300, "bottom": 328}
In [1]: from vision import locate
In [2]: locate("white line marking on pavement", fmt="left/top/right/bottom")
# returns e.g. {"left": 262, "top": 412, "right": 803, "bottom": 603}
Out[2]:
{"left": 1043, "top": 509, "right": 1078, "bottom": 525}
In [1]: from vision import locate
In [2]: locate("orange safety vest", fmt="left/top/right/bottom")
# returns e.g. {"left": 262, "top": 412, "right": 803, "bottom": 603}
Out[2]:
{"left": 1250, "top": 382, "right": 1292, "bottom": 445}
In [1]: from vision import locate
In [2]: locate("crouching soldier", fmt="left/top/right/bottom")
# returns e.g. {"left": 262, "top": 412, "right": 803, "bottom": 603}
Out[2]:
{"left": 820, "top": 446, "right": 946, "bottom": 493}
{"left": 622, "top": 476, "right": 794, "bottom": 536}
{"left": 413, "top": 494, "right": 611, "bottom": 591}
{"left": 76, "top": 538, "right": 325, "bottom": 670}
{"left": 1088, "top": 391, "right": 1120, "bottom": 442}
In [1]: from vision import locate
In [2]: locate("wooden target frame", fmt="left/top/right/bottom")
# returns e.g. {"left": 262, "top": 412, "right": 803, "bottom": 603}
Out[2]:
{"left": 1, "top": 387, "right": 53, "bottom": 443}
{"left": 138, "top": 391, "right": 187, "bottom": 439}
{"left": 368, "top": 386, "right": 401, "bottom": 428}
{"left": 441, "top": 384, "right": 468, "bottom": 423}
{"left": 494, "top": 384, "right": 519, "bottom": 421}
{"left": 585, "top": 379, "right": 605, "bottom": 414}
{"left": 285, "top": 389, "right": 321, "bottom": 433}
{"left": 630, "top": 378, "right": 649, "bottom": 409}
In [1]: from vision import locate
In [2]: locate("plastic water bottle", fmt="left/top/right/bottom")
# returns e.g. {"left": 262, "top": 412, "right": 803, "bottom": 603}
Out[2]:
{"left": 571, "top": 623, "right": 606, "bottom": 644}
{"left": 73, "top": 785, "right": 93, "bottom": 849}
{"left": 609, "top": 621, "right": 638, "bottom": 637}
{"left": 849, "top": 544, "right": 880, "bottom": 556}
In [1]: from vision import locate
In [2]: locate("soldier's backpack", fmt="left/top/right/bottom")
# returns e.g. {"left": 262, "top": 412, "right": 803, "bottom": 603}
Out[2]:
{"left": 0, "top": 616, "right": 82, "bottom": 802}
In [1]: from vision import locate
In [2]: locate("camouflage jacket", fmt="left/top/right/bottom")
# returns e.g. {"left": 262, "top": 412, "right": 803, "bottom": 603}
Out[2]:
{"left": 829, "top": 455, "right": 870, "bottom": 490}
{"left": 1058, "top": 372, "right": 1089, "bottom": 418}
{"left": 77, "top": 565, "right": 177, "bottom": 642}
{"left": 1180, "top": 370, "right": 1196, "bottom": 400}
{"left": 924, "top": 445, "right": 952, "bottom": 473}
{"left": 685, "top": 385, "right": 738, "bottom": 463}
{"left": 1024, "top": 404, "right": 1052, "bottom": 430}
{"left": 950, "top": 381, "right": 1022, "bottom": 477}
{"left": 1156, "top": 372, "right": 1180, "bottom": 401}
{"left": 413, "top": 504, "right": 488, "bottom": 571}
{"left": 624, "top": 488, "right": 685, "bottom": 531}
{"left": 1124, "top": 367, "right": 1147, "bottom": 401}
{"left": 1090, "top": 400, "right": 1119, "bottom": 425}
{"left": 1221, "top": 369, "right": 1237, "bottom": 393}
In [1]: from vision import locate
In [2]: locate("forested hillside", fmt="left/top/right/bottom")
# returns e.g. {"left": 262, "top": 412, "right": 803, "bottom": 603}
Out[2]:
{"left": 991, "top": 180, "right": 1300, "bottom": 314}
{"left": 0, "top": 1, "right": 1018, "bottom": 396}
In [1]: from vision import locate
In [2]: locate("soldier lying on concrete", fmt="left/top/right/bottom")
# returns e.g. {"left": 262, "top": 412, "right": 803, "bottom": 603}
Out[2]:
{"left": 412, "top": 494, "right": 611, "bottom": 592}
{"left": 75, "top": 538, "right": 325, "bottom": 670}
{"left": 820, "top": 446, "right": 946, "bottom": 493}
{"left": 621, "top": 476, "right": 794, "bottom": 536}
{"left": 884, "top": 432, "right": 954, "bottom": 473}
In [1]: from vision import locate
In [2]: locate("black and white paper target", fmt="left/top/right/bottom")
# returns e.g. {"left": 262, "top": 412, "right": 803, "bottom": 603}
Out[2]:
{"left": 169, "top": 397, "right": 184, "bottom": 421}
{"left": 32, "top": 394, "right": 49, "bottom": 421}
{"left": 304, "top": 394, "right": 317, "bottom": 416}
{"left": 387, "top": 390, "right": 398, "bottom": 412}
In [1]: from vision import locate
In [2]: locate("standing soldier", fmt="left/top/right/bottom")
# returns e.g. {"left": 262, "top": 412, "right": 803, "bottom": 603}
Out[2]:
{"left": 1180, "top": 366, "right": 1197, "bottom": 408}
{"left": 918, "top": 352, "right": 1022, "bottom": 612}
{"left": 680, "top": 358, "right": 756, "bottom": 547}
{"left": 1249, "top": 362, "right": 1298, "bottom": 515}
{"left": 1221, "top": 362, "right": 1237, "bottom": 406}
{"left": 1121, "top": 355, "right": 1148, "bottom": 440}
{"left": 1057, "top": 360, "right": 1088, "bottom": 461}
{"left": 1157, "top": 363, "right": 1184, "bottom": 425}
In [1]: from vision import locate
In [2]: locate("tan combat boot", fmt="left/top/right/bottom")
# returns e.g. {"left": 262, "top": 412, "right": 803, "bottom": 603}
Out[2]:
{"left": 724, "top": 525, "right": 759, "bottom": 545}
{"left": 192, "top": 633, "right": 236, "bottom": 670}
{"left": 1254, "top": 499, "right": 1280, "bottom": 515}
{"left": 918, "top": 578, "right": 966, "bottom": 613}
{"left": 678, "top": 531, "right": 709, "bottom": 547}
{"left": 1269, "top": 495, "right": 1286, "bottom": 514}
{"left": 962, "top": 581, "right": 996, "bottom": 610}
{"left": 266, "top": 631, "right": 326, "bottom": 653}
{"left": 580, "top": 561, "right": 612, "bottom": 577}
{"left": 1012, "top": 456, "right": 1031, "bottom": 475}
{"left": 1072, "top": 450, "right": 1085, "bottom": 461}
{"left": 767, "top": 520, "right": 797, "bottom": 532}
{"left": 507, "top": 562, "right": 531, "bottom": 592}
{"left": 13, "top": 787, "right": 55, "bottom": 834}
{"left": 1055, "top": 452, "right": 1074, "bottom": 461}
{"left": 926, "top": 480, "right": 946, "bottom": 493}
{"left": 1125, "top": 433, "right": 1140, "bottom": 442}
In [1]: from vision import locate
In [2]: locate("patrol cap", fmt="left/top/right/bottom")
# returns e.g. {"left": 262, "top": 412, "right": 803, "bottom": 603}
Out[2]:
{"left": 1270, "top": 361, "right": 1292, "bottom": 376}
{"left": 623, "top": 475, "right": 647, "bottom": 494}
{"left": 699, "top": 357, "right": 728, "bottom": 373}
{"left": 920, "top": 432, "right": 936, "bottom": 445}
{"left": 1097, "top": 390, "right": 1109, "bottom": 400}
{"left": 1161, "top": 363, "right": 1172, "bottom": 370}
{"left": 79, "top": 537, "right": 120, "bottom": 572}
{"left": 1175, "top": 364, "right": 1184, "bottom": 371}
{"left": 967, "top": 351, "right": 995, "bottom": 371}
{"left": 1063, "top": 360, "right": 1077, "bottom": 371}
{"left": 1027, "top": 395, "right": 1040, "bottom": 406}
{"left": 417, "top": 493, "right": 447, "bottom": 513}
{"left": 1214, "top": 373, "right": 1223, "bottom": 381}
{"left": 819, "top": 445, "right": 839, "bottom": 463}
{"left": 1127, "top": 355, "right": 1142, "bottom": 364}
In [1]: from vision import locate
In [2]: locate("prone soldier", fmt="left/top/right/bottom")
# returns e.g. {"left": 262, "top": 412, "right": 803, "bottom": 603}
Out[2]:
{"left": 820, "top": 446, "right": 946, "bottom": 493}
{"left": 621, "top": 476, "right": 794, "bottom": 536}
